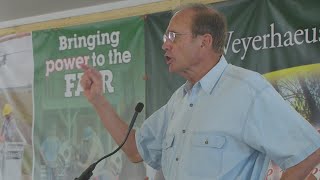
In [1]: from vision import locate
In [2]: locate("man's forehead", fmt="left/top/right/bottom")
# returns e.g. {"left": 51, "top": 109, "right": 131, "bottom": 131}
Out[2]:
{"left": 166, "top": 10, "right": 193, "bottom": 32}
{"left": 172, "top": 8, "right": 194, "bottom": 20}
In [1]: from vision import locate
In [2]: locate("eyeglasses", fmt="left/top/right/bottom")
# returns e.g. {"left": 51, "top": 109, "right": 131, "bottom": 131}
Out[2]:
{"left": 163, "top": 31, "right": 193, "bottom": 43}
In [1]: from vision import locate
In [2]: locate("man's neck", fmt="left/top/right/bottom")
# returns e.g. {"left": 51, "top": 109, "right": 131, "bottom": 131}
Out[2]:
{"left": 180, "top": 54, "right": 221, "bottom": 85}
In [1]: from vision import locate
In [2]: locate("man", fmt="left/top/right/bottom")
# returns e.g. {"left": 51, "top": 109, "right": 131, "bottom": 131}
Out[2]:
{"left": 40, "top": 125, "right": 61, "bottom": 180}
{"left": 0, "top": 103, "right": 19, "bottom": 142}
{"left": 77, "top": 126, "right": 106, "bottom": 179}
{"left": 80, "top": 3, "right": 320, "bottom": 180}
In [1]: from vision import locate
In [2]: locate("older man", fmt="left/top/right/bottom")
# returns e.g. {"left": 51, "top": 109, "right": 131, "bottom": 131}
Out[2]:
{"left": 80, "top": 3, "right": 320, "bottom": 180}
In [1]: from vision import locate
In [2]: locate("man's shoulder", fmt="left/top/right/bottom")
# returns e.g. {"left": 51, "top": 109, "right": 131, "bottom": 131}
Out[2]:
{"left": 225, "top": 64, "right": 260, "bottom": 77}
{"left": 223, "top": 64, "right": 271, "bottom": 90}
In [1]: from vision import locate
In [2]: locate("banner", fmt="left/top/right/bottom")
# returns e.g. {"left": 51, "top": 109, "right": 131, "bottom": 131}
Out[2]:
{"left": 32, "top": 16, "right": 145, "bottom": 180}
{"left": 0, "top": 33, "right": 33, "bottom": 180}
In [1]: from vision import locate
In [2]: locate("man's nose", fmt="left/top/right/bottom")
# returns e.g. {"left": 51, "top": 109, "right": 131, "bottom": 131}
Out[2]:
{"left": 162, "top": 40, "right": 172, "bottom": 51}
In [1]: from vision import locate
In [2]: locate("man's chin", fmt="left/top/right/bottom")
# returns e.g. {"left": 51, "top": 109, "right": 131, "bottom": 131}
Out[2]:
{"left": 168, "top": 64, "right": 178, "bottom": 73}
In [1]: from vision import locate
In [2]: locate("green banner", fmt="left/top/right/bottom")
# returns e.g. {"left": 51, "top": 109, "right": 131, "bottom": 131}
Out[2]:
{"left": 216, "top": 0, "right": 320, "bottom": 73}
{"left": 32, "top": 16, "right": 145, "bottom": 180}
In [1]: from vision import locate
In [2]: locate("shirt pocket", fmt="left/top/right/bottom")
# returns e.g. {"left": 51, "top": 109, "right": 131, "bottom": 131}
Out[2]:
{"left": 188, "top": 133, "right": 226, "bottom": 177}
{"left": 161, "top": 134, "right": 175, "bottom": 176}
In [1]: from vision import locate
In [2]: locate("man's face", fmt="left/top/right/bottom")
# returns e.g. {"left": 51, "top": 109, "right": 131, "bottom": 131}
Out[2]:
{"left": 162, "top": 9, "right": 202, "bottom": 74}
{"left": 4, "top": 114, "right": 11, "bottom": 120}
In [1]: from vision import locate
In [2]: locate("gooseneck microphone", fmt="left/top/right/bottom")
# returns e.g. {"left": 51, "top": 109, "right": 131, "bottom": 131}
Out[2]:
{"left": 74, "top": 102, "right": 144, "bottom": 180}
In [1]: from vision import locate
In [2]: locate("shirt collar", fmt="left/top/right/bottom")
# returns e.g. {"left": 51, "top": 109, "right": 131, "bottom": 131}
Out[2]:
{"left": 183, "top": 55, "right": 228, "bottom": 95}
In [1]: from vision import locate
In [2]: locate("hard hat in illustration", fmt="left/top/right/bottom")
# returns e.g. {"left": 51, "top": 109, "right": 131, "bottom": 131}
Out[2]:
{"left": 2, "top": 104, "right": 12, "bottom": 116}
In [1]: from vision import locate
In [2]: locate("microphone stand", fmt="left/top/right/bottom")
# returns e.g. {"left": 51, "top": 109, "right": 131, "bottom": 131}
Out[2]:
{"left": 74, "top": 102, "right": 144, "bottom": 180}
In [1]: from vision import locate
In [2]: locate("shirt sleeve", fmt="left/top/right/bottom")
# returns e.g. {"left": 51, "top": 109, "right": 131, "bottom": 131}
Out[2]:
{"left": 135, "top": 104, "right": 169, "bottom": 170}
{"left": 243, "top": 86, "right": 320, "bottom": 170}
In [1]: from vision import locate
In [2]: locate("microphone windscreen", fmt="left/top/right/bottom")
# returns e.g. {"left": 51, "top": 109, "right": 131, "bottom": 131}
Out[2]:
{"left": 135, "top": 102, "right": 144, "bottom": 113}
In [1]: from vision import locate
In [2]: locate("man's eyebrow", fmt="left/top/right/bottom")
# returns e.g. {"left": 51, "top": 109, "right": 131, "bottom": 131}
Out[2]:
{"left": 166, "top": 30, "right": 179, "bottom": 34}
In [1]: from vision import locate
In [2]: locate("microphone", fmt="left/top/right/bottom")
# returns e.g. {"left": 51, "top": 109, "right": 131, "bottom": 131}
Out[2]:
{"left": 74, "top": 102, "right": 144, "bottom": 180}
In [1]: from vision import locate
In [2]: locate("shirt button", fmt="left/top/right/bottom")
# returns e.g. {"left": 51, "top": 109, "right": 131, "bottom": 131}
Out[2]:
{"left": 176, "top": 157, "right": 179, "bottom": 161}
{"left": 182, "top": 130, "right": 186, "bottom": 133}
{"left": 189, "top": 103, "right": 193, "bottom": 107}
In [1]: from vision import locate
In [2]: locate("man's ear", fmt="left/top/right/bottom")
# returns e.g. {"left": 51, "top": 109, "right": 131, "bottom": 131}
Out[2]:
{"left": 201, "top": 34, "right": 213, "bottom": 48}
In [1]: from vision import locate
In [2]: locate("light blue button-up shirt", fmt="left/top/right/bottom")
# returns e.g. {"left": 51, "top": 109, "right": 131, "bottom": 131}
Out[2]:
{"left": 136, "top": 56, "right": 320, "bottom": 180}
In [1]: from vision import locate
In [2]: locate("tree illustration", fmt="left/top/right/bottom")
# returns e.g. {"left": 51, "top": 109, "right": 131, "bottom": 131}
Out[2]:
{"left": 270, "top": 72, "right": 320, "bottom": 125}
